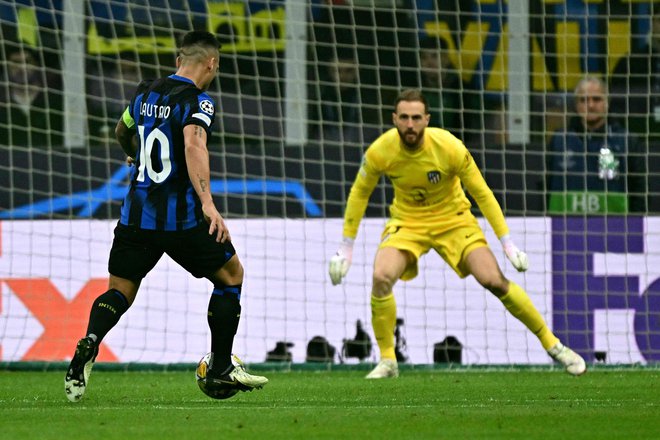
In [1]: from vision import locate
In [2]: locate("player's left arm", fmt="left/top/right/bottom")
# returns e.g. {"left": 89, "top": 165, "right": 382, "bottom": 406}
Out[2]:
{"left": 115, "top": 107, "right": 138, "bottom": 160}
{"left": 183, "top": 124, "right": 229, "bottom": 243}
{"left": 459, "top": 149, "right": 528, "bottom": 272}
{"left": 458, "top": 149, "right": 507, "bottom": 236}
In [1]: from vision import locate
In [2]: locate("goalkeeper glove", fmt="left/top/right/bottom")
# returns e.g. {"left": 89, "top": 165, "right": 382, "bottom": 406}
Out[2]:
{"left": 500, "top": 235, "right": 528, "bottom": 272}
{"left": 329, "top": 237, "right": 354, "bottom": 285}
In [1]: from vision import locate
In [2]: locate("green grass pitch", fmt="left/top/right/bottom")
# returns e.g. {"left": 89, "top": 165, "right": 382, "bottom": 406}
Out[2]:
{"left": 1, "top": 368, "right": 658, "bottom": 439}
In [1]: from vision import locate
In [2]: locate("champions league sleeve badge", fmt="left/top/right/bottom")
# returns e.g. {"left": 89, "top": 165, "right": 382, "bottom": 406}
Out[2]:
{"left": 199, "top": 99, "right": 215, "bottom": 115}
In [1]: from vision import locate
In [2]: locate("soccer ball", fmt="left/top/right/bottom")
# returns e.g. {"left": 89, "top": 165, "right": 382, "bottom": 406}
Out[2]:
{"left": 195, "top": 352, "right": 243, "bottom": 400}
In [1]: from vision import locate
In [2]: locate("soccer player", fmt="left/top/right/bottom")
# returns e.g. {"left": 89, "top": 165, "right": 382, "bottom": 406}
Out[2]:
{"left": 328, "top": 89, "right": 586, "bottom": 379}
{"left": 64, "top": 31, "right": 268, "bottom": 402}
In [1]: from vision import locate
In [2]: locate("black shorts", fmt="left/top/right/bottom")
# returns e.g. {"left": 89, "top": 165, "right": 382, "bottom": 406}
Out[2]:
{"left": 108, "top": 222, "right": 237, "bottom": 281}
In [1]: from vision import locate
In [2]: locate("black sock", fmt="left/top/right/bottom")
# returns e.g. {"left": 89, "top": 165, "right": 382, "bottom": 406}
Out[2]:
{"left": 207, "top": 285, "right": 241, "bottom": 373}
{"left": 86, "top": 289, "right": 129, "bottom": 343}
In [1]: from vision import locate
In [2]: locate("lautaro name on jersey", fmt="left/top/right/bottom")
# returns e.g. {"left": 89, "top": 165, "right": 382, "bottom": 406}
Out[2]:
{"left": 119, "top": 74, "right": 216, "bottom": 231}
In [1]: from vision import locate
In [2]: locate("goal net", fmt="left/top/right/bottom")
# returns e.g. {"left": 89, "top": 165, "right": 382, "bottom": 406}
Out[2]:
{"left": 0, "top": 0, "right": 658, "bottom": 366}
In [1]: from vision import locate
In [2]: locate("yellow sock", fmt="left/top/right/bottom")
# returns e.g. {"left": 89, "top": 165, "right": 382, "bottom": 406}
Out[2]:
{"left": 371, "top": 293, "right": 397, "bottom": 360}
{"left": 500, "top": 282, "right": 559, "bottom": 350}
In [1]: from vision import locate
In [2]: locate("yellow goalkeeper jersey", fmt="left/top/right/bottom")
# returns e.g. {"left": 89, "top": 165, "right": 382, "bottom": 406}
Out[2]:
{"left": 343, "top": 127, "right": 509, "bottom": 239}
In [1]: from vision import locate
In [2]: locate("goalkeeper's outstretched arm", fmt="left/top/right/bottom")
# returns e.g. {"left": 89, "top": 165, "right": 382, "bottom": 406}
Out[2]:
{"left": 328, "top": 156, "right": 380, "bottom": 285}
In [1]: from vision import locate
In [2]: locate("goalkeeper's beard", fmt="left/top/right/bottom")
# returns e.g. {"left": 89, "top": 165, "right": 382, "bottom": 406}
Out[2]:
{"left": 397, "top": 127, "right": 425, "bottom": 151}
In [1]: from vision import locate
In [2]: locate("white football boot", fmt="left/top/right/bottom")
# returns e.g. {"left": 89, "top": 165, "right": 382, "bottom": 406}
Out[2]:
{"left": 365, "top": 359, "right": 399, "bottom": 379}
{"left": 227, "top": 367, "right": 269, "bottom": 390}
{"left": 548, "top": 342, "right": 587, "bottom": 376}
{"left": 64, "top": 336, "right": 99, "bottom": 402}
{"left": 206, "top": 353, "right": 268, "bottom": 392}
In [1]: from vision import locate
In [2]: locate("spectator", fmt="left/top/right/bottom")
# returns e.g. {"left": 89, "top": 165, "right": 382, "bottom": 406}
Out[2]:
{"left": 610, "top": 12, "right": 660, "bottom": 144}
{"left": 87, "top": 53, "right": 142, "bottom": 143}
{"left": 462, "top": 92, "right": 509, "bottom": 153}
{"left": 0, "top": 45, "right": 63, "bottom": 148}
{"left": 418, "top": 37, "right": 465, "bottom": 138}
{"left": 308, "top": 50, "right": 380, "bottom": 144}
{"left": 311, "top": 1, "right": 352, "bottom": 53}
{"left": 547, "top": 76, "right": 646, "bottom": 214}
{"left": 311, "top": 1, "right": 418, "bottom": 89}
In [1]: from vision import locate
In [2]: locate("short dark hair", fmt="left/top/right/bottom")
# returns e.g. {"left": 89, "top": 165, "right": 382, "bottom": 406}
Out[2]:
{"left": 7, "top": 44, "right": 38, "bottom": 62}
{"left": 574, "top": 75, "right": 608, "bottom": 96}
{"left": 394, "top": 89, "right": 428, "bottom": 114}
{"left": 335, "top": 47, "right": 357, "bottom": 62}
{"left": 179, "top": 31, "right": 221, "bottom": 51}
{"left": 419, "top": 37, "right": 450, "bottom": 52}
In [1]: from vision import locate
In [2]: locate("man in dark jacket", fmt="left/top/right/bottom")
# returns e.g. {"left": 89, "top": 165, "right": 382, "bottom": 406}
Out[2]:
{"left": 547, "top": 76, "right": 646, "bottom": 214}
{"left": 0, "top": 46, "right": 63, "bottom": 148}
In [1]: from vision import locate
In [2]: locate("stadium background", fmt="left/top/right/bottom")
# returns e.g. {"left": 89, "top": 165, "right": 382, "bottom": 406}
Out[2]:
{"left": 0, "top": 0, "right": 658, "bottom": 367}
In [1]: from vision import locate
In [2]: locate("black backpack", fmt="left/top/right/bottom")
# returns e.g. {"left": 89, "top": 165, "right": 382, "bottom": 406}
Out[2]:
{"left": 265, "top": 341, "right": 293, "bottom": 362}
{"left": 306, "top": 336, "right": 336, "bottom": 363}
{"left": 433, "top": 336, "right": 462, "bottom": 364}
{"left": 342, "top": 320, "right": 372, "bottom": 361}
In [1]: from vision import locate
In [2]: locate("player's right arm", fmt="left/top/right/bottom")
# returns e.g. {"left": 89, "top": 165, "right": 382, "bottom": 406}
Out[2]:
{"left": 342, "top": 152, "right": 382, "bottom": 239}
{"left": 329, "top": 149, "right": 382, "bottom": 285}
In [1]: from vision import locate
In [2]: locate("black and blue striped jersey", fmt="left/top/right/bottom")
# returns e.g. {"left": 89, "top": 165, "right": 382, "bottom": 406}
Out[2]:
{"left": 119, "top": 74, "right": 216, "bottom": 230}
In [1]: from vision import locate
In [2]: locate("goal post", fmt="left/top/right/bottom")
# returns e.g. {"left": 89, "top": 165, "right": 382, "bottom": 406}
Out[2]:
{"left": 0, "top": 0, "right": 658, "bottom": 366}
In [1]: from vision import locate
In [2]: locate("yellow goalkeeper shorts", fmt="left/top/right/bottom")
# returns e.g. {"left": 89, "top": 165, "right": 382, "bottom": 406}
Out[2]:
{"left": 378, "top": 217, "right": 487, "bottom": 280}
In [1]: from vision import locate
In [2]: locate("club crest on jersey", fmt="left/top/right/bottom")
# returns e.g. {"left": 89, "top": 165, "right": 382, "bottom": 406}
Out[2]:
{"left": 200, "top": 99, "right": 214, "bottom": 115}
{"left": 427, "top": 171, "right": 441, "bottom": 184}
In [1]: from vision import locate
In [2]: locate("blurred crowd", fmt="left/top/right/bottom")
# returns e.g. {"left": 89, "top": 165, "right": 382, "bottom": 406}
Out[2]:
{"left": 0, "top": 5, "right": 657, "bottom": 214}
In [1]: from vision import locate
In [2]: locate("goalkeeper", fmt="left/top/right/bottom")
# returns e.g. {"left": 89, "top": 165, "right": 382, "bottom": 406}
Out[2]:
{"left": 329, "top": 89, "right": 586, "bottom": 378}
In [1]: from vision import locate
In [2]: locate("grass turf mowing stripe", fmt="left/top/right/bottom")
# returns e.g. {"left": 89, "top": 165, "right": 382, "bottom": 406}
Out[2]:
{"left": 1, "top": 370, "right": 658, "bottom": 439}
